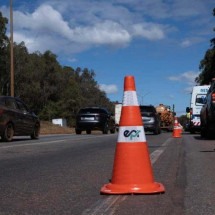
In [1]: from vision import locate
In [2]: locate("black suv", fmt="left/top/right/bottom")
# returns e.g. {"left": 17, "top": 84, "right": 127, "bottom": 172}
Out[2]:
{"left": 140, "top": 105, "right": 161, "bottom": 135}
{"left": 75, "top": 107, "right": 116, "bottom": 134}
{"left": 0, "top": 96, "right": 40, "bottom": 142}
{"left": 200, "top": 78, "right": 215, "bottom": 138}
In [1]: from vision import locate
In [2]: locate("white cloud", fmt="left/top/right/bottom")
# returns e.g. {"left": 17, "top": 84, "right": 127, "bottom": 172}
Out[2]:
{"left": 1, "top": 0, "right": 213, "bottom": 55}
{"left": 2, "top": 2, "right": 170, "bottom": 54}
{"left": 168, "top": 94, "right": 175, "bottom": 99}
{"left": 180, "top": 37, "right": 205, "bottom": 48}
{"left": 180, "top": 39, "right": 192, "bottom": 48}
{"left": 71, "top": 21, "right": 131, "bottom": 45}
{"left": 68, "top": 58, "right": 77, "bottom": 63}
{"left": 168, "top": 71, "right": 200, "bottom": 93}
{"left": 131, "top": 23, "right": 165, "bottom": 40}
{"left": 99, "top": 84, "right": 118, "bottom": 94}
{"left": 168, "top": 71, "right": 199, "bottom": 84}
{"left": 115, "top": 0, "right": 212, "bottom": 20}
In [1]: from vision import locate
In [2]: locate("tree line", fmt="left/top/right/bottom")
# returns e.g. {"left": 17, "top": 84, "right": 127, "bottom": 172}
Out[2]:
{"left": 195, "top": 8, "right": 215, "bottom": 84}
{"left": 0, "top": 12, "right": 115, "bottom": 126}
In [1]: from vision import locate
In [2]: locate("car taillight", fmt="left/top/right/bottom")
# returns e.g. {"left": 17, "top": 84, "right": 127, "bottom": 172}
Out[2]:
{"left": 212, "top": 93, "right": 215, "bottom": 103}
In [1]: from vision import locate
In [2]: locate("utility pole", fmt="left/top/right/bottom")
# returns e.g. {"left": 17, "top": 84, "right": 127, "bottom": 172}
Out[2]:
{"left": 10, "top": 0, "right": 14, "bottom": 96}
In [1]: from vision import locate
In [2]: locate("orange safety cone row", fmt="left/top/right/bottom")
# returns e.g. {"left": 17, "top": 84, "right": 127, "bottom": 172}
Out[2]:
{"left": 100, "top": 76, "right": 165, "bottom": 194}
{"left": 172, "top": 117, "right": 181, "bottom": 138}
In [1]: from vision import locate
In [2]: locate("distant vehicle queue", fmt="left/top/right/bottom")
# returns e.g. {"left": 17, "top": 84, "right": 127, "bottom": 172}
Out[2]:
{"left": 114, "top": 103, "right": 175, "bottom": 135}
{"left": 1, "top": 78, "right": 215, "bottom": 141}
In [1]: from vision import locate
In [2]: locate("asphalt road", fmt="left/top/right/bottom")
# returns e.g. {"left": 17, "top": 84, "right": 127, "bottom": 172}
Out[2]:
{"left": 0, "top": 131, "right": 215, "bottom": 215}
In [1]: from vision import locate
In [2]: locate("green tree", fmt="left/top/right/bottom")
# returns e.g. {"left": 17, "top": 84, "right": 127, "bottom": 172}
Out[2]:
{"left": 0, "top": 11, "right": 10, "bottom": 95}
{"left": 196, "top": 8, "right": 215, "bottom": 84}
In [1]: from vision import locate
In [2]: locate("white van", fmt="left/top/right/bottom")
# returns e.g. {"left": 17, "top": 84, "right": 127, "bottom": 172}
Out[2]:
{"left": 186, "top": 85, "right": 210, "bottom": 133}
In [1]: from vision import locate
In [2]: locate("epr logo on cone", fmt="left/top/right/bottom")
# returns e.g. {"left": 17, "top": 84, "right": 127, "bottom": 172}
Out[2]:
{"left": 100, "top": 76, "right": 165, "bottom": 194}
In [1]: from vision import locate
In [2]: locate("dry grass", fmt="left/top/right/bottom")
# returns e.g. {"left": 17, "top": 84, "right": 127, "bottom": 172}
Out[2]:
{"left": 40, "top": 121, "right": 75, "bottom": 135}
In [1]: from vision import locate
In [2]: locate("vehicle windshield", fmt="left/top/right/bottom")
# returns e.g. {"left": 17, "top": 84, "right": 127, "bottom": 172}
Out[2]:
{"left": 140, "top": 106, "right": 154, "bottom": 113}
{"left": 195, "top": 94, "right": 206, "bottom": 105}
{"left": 79, "top": 108, "right": 107, "bottom": 114}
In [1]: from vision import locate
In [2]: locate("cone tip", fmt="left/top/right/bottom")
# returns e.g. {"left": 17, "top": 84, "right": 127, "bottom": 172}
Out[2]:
{"left": 124, "top": 76, "right": 136, "bottom": 91}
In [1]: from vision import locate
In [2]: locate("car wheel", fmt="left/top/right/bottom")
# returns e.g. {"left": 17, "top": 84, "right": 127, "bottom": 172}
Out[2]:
{"left": 190, "top": 128, "right": 195, "bottom": 134}
{"left": 153, "top": 125, "right": 160, "bottom": 135}
{"left": 2, "top": 123, "right": 14, "bottom": 142}
{"left": 75, "top": 129, "right": 82, "bottom": 135}
{"left": 31, "top": 124, "right": 40, "bottom": 139}
{"left": 201, "top": 119, "right": 212, "bottom": 139}
{"left": 86, "top": 130, "right": 91, "bottom": 134}
{"left": 110, "top": 127, "right": 116, "bottom": 134}
{"left": 200, "top": 126, "right": 206, "bottom": 138}
{"left": 102, "top": 123, "right": 109, "bottom": 134}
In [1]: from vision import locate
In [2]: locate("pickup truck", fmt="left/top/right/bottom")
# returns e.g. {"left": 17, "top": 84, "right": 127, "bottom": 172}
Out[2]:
{"left": 200, "top": 78, "right": 215, "bottom": 138}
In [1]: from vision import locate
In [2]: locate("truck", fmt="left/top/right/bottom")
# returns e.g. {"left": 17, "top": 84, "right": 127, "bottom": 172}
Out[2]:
{"left": 200, "top": 79, "right": 215, "bottom": 138}
{"left": 114, "top": 103, "right": 122, "bottom": 131}
{"left": 186, "top": 85, "right": 210, "bottom": 134}
{"left": 156, "top": 104, "right": 175, "bottom": 131}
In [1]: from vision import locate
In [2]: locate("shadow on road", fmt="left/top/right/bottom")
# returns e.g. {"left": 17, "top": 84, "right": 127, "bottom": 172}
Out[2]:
{"left": 179, "top": 131, "right": 215, "bottom": 141}
{"left": 195, "top": 136, "right": 215, "bottom": 141}
{"left": 199, "top": 150, "right": 215, "bottom": 152}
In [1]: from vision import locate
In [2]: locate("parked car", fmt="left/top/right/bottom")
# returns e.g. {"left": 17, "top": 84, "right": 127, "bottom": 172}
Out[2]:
{"left": 200, "top": 78, "right": 215, "bottom": 138}
{"left": 0, "top": 96, "right": 40, "bottom": 142}
{"left": 75, "top": 107, "right": 116, "bottom": 134}
{"left": 140, "top": 105, "right": 161, "bottom": 135}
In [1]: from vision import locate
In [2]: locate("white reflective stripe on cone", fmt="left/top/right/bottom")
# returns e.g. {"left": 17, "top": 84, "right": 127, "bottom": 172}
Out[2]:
{"left": 123, "top": 91, "right": 139, "bottom": 106}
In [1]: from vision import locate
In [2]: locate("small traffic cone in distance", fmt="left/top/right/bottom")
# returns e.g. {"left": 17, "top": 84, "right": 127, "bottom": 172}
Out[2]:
{"left": 172, "top": 117, "right": 181, "bottom": 138}
{"left": 100, "top": 75, "right": 165, "bottom": 194}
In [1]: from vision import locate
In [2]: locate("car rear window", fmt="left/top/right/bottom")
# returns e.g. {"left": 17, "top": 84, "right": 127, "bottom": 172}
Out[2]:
{"left": 16, "top": 100, "right": 29, "bottom": 112}
{"left": 140, "top": 106, "right": 155, "bottom": 113}
{"left": 79, "top": 108, "right": 108, "bottom": 114}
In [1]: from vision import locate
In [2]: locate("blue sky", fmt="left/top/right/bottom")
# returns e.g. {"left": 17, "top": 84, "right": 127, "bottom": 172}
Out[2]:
{"left": 0, "top": 0, "right": 214, "bottom": 115}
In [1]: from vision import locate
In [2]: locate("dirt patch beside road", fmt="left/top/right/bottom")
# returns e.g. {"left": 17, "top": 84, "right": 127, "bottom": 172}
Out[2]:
{"left": 40, "top": 121, "right": 75, "bottom": 135}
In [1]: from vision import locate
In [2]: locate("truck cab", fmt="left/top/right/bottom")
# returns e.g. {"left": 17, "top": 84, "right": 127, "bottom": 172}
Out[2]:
{"left": 186, "top": 85, "right": 210, "bottom": 133}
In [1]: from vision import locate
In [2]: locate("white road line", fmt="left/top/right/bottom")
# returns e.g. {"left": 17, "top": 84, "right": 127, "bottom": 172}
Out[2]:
{"left": 82, "top": 137, "right": 172, "bottom": 215}
{"left": 0, "top": 134, "right": 115, "bottom": 149}
{"left": 0, "top": 140, "right": 66, "bottom": 149}
{"left": 82, "top": 196, "right": 127, "bottom": 215}
{"left": 150, "top": 137, "right": 171, "bottom": 164}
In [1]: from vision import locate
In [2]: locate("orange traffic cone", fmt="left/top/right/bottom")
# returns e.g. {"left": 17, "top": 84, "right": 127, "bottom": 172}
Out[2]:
{"left": 172, "top": 117, "right": 181, "bottom": 138}
{"left": 100, "top": 76, "right": 165, "bottom": 194}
